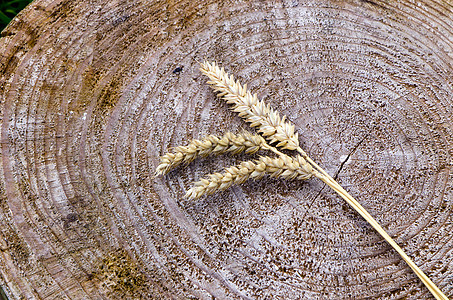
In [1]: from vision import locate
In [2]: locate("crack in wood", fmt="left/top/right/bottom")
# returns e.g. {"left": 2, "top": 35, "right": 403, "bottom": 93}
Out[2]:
{"left": 333, "top": 134, "right": 369, "bottom": 181}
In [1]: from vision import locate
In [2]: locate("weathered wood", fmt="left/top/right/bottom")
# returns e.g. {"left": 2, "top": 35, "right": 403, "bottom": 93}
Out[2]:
{"left": 0, "top": 0, "right": 452, "bottom": 299}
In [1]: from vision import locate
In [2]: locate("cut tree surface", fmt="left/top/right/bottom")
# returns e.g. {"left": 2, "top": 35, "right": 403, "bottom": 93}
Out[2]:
{"left": 0, "top": 0, "right": 452, "bottom": 299}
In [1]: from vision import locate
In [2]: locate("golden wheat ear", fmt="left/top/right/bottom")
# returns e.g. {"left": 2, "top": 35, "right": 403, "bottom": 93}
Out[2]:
{"left": 199, "top": 61, "right": 299, "bottom": 151}
{"left": 185, "top": 154, "right": 313, "bottom": 199}
{"left": 198, "top": 61, "right": 329, "bottom": 178}
{"left": 155, "top": 131, "right": 271, "bottom": 175}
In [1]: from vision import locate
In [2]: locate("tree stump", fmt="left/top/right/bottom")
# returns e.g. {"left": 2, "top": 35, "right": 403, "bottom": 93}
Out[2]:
{"left": 0, "top": 0, "right": 452, "bottom": 299}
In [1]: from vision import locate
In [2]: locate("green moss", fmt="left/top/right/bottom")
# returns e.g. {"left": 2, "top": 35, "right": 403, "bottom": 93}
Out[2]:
{"left": 99, "top": 249, "right": 146, "bottom": 298}
{"left": 0, "top": 0, "right": 34, "bottom": 31}
{"left": 0, "top": 285, "right": 8, "bottom": 300}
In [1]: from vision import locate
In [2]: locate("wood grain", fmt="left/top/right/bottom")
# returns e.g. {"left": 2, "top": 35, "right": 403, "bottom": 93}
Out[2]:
{"left": 1, "top": 0, "right": 452, "bottom": 299}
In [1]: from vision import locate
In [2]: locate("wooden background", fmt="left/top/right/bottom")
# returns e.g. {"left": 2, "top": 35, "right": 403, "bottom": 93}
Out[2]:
{"left": 1, "top": 0, "right": 452, "bottom": 299}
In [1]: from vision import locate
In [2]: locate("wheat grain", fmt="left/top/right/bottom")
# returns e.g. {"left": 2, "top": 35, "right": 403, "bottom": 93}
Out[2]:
{"left": 200, "top": 61, "right": 299, "bottom": 150}
{"left": 155, "top": 131, "right": 268, "bottom": 175}
{"left": 185, "top": 154, "right": 313, "bottom": 199}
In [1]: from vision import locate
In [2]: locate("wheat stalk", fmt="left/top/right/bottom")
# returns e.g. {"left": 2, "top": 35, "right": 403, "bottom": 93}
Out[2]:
{"left": 314, "top": 173, "right": 448, "bottom": 300}
{"left": 198, "top": 61, "right": 448, "bottom": 300}
{"left": 156, "top": 131, "right": 272, "bottom": 175}
{"left": 200, "top": 61, "right": 299, "bottom": 150}
{"left": 185, "top": 154, "right": 313, "bottom": 199}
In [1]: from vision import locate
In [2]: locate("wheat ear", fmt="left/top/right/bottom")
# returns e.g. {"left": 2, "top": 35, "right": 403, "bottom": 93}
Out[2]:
{"left": 200, "top": 61, "right": 299, "bottom": 150}
{"left": 156, "top": 131, "right": 273, "bottom": 175}
{"left": 185, "top": 154, "right": 313, "bottom": 199}
{"left": 199, "top": 61, "right": 448, "bottom": 300}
